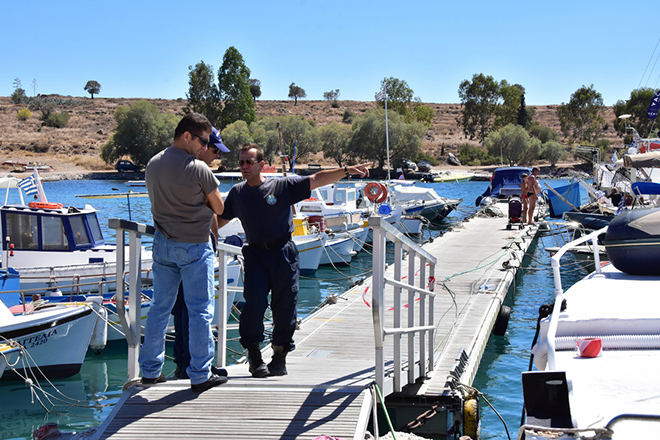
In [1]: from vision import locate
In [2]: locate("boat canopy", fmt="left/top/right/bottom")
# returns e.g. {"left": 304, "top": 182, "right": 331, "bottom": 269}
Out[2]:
{"left": 476, "top": 166, "right": 531, "bottom": 205}
{"left": 623, "top": 151, "right": 660, "bottom": 169}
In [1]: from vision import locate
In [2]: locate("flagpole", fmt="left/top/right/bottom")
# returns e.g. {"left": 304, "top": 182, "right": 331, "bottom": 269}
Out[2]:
{"left": 384, "top": 95, "right": 390, "bottom": 182}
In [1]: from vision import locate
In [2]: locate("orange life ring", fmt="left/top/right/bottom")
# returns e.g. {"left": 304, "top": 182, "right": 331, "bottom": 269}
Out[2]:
{"left": 28, "top": 202, "right": 64, "bottom": 210}
{"left": 303, "top": 197, "right": 318, "bottom": 202}
{"left": 365, "top": 182, "right": 388, "bottom": 204}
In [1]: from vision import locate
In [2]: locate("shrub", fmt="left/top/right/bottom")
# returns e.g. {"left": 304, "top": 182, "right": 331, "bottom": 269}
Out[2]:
{"left": 16, "top": 108, "right": 32, "bottom": 121}
{"left": 11, "top": 88, "right": 27, "bottom": 104}
{"left": 342, "top": 109, "right": 355, "bottom": 124}
{"left": 44, "top": 112, "right": 70, "bottom": 128}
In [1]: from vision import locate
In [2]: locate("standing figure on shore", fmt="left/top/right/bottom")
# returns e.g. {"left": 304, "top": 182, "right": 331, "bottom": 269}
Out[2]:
{"left": 140, "top": 113, "right": 227, "bottom": 393}
{"left": 520, "top": 173, "right": 529, "bottom": 225}
{"left": 526, "top": 167, "right": 542, "bottom": 224}
{"left": 171, "top": 127, "right": 230, "bottom": 380}
{"left": 217, "top": 143, "right": 372, "bottom": 377}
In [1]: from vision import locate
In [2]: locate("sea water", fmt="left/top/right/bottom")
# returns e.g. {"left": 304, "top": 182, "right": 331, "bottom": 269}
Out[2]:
{"left": 0, "top": 178, "right": 587, "bottom": 440}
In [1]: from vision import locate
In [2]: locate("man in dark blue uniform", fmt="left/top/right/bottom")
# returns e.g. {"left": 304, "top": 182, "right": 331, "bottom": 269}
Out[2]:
{"left": 217, "top": 143, "right": 371, "bottom": 377}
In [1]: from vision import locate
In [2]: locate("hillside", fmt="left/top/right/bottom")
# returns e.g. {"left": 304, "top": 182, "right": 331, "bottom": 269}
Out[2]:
{"left": 0, "top": 96, "right": 620, "bottom": 176}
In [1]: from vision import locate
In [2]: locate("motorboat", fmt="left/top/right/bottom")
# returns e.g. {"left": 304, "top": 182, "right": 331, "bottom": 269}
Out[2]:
{"left": 475, "top": 166, "right": 530, "bottom": 206}
{"left": 0, "top": 288, "right": 106, "bottom": 380}
{"left": 386, "top": 182, "right": 462, "bottom": 222}
{"left": 421, "top": 169, "right": 475, "bottom": 183}
{"left": 0, "top": 341, "right": 20, "bottom": 379}
{"left": 0, "top": 170, "right": 153, "bottom": 292}
{"left": 521, "top": 214, "right": 660, "bottom": 438}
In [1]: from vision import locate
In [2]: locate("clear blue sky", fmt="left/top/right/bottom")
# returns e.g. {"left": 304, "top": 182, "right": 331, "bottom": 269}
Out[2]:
{"left": 3, "top": 0, "right": 659, "bottom": 106}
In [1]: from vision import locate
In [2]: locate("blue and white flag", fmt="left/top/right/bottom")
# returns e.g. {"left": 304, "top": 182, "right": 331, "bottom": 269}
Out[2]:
{"left": 375, "top": 89, "right": 387, "bottom": 101}
{"left": 18, "top": 175, "right": 38, "bottom": 196}
{"left": 647, "top": 89, "right": 660, "bottom": 119}
{"left": 611, "top": 150, "right": 617, "bottom": 163}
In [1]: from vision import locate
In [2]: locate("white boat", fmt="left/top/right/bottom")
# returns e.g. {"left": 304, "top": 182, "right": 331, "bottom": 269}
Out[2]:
{"left": 0, "top": 171, "right": 153, "bottom": 292}
{"left": 318, "top": 231, "right": 357, "bottom": 266}
{"left": 421, "top": 169, "right": 475, "bottom": 183}
{"left": 0, "top": 295, "right": 105, "bottom": 380}
{"left": 521, "top": 221, "right": 660, "bottom": 438}
{"left": 387, "top": 182, "right": 462, "bottom": 221}
{"left": 0, "top": 341, "right": 20, "bottom": 379}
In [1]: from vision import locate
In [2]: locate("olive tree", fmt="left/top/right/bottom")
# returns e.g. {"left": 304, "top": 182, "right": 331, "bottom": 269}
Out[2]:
{"left": 557, "top": 84, "right": 605, "bottom": 143}
{"left": 288, "top": 83, "right": 306, "bottom": 105}
{"left": 612, "top": 88, "right": 657, "bottom": 140}
{"left": 101, "top": 100, "right": 178, "bottom": 166}
{"left": 320, "top": 122, "right": 352, "bottom": 166}
{"left": 485, "top": 123, "right": 536, "bottom": 166}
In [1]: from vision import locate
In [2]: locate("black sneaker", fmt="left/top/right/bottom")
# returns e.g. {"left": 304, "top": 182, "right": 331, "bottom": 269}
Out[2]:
{"left": 141, "top": 373, "right": 167, "bottom": 385}
{"left": 211, "top": 366, "right": 228, "bottom": 377}
{"left": 191, "top": 374, "right": 228, "bottom": 392}
{"left": 174, "top": 367, "right": 189, "bottom": 379}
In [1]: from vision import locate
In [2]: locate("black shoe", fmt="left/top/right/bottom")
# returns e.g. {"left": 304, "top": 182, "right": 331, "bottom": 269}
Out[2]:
{"left": 141, "top": 373, "right": 167, "bottom": 385}
{"left": 211, "top": 366, "right": 228, "bottom": 377}
{"left": 174, "top": 367, "right": 189, "bottom": 379}
{"left": 190, "top": 374, "right": 228, "bottom": 392}
{"left": 267, "top": 345, "right": 288, "bottom": 376}
{"left": 247, "top": 343, "right": 269, "bottom": 378}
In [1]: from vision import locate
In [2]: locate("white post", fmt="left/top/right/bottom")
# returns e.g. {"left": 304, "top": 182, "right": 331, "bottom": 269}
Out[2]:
{"left": 384, "top": 96, "right": 391, "bottom": 182}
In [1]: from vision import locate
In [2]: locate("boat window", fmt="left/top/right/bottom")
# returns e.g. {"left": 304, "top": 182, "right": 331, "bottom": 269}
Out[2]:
{"left": 5, "top": 213, "right": 38, "bottom": 250}
{"left": 70, "top": 216, "right": 91, "bottom": 246}
{"left": 335, "top": 192, "right": 345, "bottom": 204}
{"left": 347, "top": 191, "right": 356, "bottom": 203}
{"left": 86, "top": 214, "right": 103, "bottom": 243}
{"left": 318, "top": 189, "right": 329, "bottom": 201}
{"left": 42, "top": 216, "right": 69, "bottom": 250}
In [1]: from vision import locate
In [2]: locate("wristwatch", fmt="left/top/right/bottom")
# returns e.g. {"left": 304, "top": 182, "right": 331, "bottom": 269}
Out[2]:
{"left": 344, "top": 165, "right": 350, "bottom": 178}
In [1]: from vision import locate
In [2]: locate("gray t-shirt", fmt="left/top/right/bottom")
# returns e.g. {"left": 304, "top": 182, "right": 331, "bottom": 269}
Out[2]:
{"left": 146, "top": 146, "right": 219, "bottom": 243}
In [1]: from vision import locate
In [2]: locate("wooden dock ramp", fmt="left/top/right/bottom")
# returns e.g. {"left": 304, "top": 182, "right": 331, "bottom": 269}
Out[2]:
{"left": 96, "top": 206, "right": 538, "bottom": 439}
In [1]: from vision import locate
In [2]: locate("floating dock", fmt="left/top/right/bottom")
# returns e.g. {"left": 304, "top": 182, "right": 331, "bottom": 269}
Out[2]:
{"left": 93, "top": 206, "right": 538, "bottom": 439}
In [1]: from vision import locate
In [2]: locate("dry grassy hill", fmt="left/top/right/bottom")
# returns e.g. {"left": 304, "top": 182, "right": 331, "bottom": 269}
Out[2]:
{"left": 0, "top": 96, "right": 620, "bottom": 176}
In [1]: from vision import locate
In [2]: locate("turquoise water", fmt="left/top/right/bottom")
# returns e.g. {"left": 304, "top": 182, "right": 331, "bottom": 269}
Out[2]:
{"left": 0, "top": 178, "right": 586, "bottom": 440}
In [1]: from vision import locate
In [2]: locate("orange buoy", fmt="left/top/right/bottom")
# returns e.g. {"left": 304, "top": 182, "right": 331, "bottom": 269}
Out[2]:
{"left": 365, "top": 182, "right": 388, "bottom": 203}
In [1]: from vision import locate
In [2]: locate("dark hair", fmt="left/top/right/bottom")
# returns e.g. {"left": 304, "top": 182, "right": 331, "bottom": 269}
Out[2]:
{"left": 174, "top": 112, "right": 212, "bottom": 139}
{"left": 239, "top": 142, "right": 264, "bottom": 162}
{"left": 532, "top": 167, "right": 540, "bottom": 172}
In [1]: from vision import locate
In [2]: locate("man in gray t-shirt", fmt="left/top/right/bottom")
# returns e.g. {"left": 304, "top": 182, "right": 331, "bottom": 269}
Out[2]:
{"left": 139, "top": 112, "right": 227, "bottom": 393}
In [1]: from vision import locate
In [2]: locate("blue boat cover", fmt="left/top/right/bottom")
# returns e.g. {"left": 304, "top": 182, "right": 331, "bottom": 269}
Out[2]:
{"left": 545, "top": 182, "right": 582, "bottom": 218}
{"left": 475, "top": 167, "right": 531, "bottom": 206}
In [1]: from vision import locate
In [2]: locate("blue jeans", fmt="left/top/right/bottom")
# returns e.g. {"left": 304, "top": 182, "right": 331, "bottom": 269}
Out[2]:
{"left": 139, "top": 230, "right": 215, "bottom": 385}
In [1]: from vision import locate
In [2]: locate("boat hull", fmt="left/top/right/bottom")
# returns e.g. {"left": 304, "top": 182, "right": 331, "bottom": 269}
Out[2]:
{"left": 604, "top": 207, "right": 660, "bottom": 275}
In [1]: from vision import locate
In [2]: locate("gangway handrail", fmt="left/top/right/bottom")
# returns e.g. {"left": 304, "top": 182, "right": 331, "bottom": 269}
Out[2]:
{"left": 109, "top": 218, "right": 243, "bottom": 383}
{"left": 547, "top": 226, "right": 607, "bottom": 370}
{"left": 368, "top": 215, "right": 437, "bottom": 395}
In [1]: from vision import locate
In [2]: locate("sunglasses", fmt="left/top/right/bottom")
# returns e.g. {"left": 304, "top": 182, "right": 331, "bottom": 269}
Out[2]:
{"left": 189, "top": 132, "right": 210, "bottom": 147}
{"left": 238, "top": 158, "right": 259, "bottom": 166}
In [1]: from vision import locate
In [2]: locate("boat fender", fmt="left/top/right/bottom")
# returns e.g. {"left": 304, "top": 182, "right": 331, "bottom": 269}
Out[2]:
{"left": 365, "top": 182, "right": 388, "bottom": 203}
{"left": 493, "top": 304, "right": 511, "bottom": 336}
{"left": 463, "top": 396, "right": 480, "bottom": 439}
{"left": 90, "top": 305, "right": 108, "bottom": 353}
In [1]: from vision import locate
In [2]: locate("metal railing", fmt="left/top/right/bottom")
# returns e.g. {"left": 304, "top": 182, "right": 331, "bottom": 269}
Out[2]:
{"left": 109, "top": 218, "right": 242, "bottom": 382}
{"left": 368, "top": 215, "right": 438, "bottom": 395}
{"left": 547, "top": 226, "right": 607, "bottom": 370}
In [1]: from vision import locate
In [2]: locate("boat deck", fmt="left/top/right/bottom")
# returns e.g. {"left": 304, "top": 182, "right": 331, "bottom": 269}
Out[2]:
{"left": 93, "top": 204, "right": 539, "bottom": 439}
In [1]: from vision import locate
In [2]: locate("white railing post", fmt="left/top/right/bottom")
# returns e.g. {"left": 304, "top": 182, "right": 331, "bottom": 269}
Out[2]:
{"left": 393, "top": 240, "right": 403, "bottom": 392}
{"left": 407, "top": 249, "right": 416, "bottom": 385}
{"left": 370, "top": 216, "right": 387, "bottom": 390}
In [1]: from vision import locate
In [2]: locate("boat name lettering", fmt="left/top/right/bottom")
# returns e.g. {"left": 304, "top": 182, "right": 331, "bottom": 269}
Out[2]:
{"left": 18, "top": 329, "right": 58, "bottom": 348}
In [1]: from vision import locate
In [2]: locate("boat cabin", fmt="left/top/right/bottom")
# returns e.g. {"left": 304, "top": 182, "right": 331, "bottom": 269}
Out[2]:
{"left": 1, "top": 205, "right": 105, "bottom": 255}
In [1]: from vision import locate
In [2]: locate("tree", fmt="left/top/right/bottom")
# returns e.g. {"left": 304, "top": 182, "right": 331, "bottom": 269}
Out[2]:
{"left": 485, "top": 123, "right": 536, "bottom": 166}
{"left": 541, "top": 140, "right": 567, "bottom": 166}
{"left": 84, "top": 80, "right": 101, "bottom": 99}
{"left": 557, "top": 84, "right": 605, "bottom": 143}
{"left": 221, "top": 120, "right": 253, "bottom": 168}
{"left": 378, "top": 77, "right": 434, "bottom": 125}
{"left": 101, "top": 100, "right": 179, "bottom": 167}
{"left": 288, "top": 83, "right": 306, "bottom": 105}
{"left": 185, "top": 61, "right": 221, "bottom": 126}
{"left": 249, "top": 79, "right": 262, "bottom": 103}
{"left": 11, "top": 78, "right": 26, "bottom": 104}
{"left": 323, "top": 89, "right": 340, "bottom": 107}
{"left": 457, "top": 73, "right": 500, "bottom": 143}
{"left": 494, "top": 82, "right": 524, "bottom": 129}
{"left": 349, "top": 108, "right": 424, "bottom": 171}
{"left": 320, "top": 122, "right": 352, "bottom": 166}
{"left": 612, "top": 88, "right": 657, "bottom": 141}
{"left": 517, "top": 93, "right": 530, "bottom": 128}
{"left": 218, "top": 46, "right": 256, "bottom": 129}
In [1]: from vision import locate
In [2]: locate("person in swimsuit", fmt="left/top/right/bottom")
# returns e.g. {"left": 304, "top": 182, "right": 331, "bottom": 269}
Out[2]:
{"left": 526, "top": 168, "right": 542, "bottom": 224}
{"left": 520, "top": 173, "right": 529, "bottom": 224}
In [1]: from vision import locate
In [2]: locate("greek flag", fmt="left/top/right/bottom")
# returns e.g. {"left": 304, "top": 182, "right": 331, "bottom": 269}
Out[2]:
{"left": 18, "top": 175, "right": 38, "bottom": 196}
{"left": 375, "top": 89, "right": 386, "bottom": 101}
{"left": 611, "top": 150, "right": 617, "bottom": 163}
{"left": 647, "top": 89, "right": 660, "bottom": 119}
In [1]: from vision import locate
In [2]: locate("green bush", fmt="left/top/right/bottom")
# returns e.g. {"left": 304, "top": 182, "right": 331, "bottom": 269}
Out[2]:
{"left": 342, "top": 109, "right": 355, "bottom": 124}
{"left": 44, "top": 112, "right": 70, "bottom": 128}
{"left": 458, "top": 143, "right": 497, "bottom": 166}
{"left": 11, "top": 88, "right": 27, "bottom": 104}
{"left": 16, "top": 108, "right": 32, "bottom": 121}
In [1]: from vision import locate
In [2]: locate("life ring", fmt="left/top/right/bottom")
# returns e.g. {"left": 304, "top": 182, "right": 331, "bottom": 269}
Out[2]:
{"left": 365, "top": 182, "right": 388, "bottom": 204}
{"left": 28, "top": 202, "right": 64, "bottom": 210}
{"left": 303, "top": 197, "right": 317, "bottom": 202}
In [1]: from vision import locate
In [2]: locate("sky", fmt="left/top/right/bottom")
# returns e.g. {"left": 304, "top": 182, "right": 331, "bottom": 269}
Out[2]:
{"left": 3, "top": 0, "right": 660, "bottom": 106}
